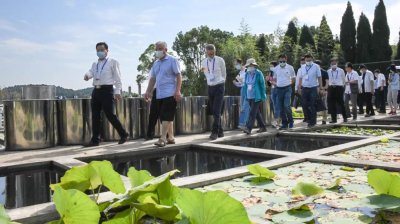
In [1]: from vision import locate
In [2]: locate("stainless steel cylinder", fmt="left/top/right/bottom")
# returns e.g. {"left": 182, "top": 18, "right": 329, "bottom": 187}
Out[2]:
{"left": 175, "top": 96, "right": 208, "bottom": 135}
{"left": 4, "top": 100, "right": 57, "bottom": 150}
{"left": 57, "top": 99, "right": 92, "bottom": 145}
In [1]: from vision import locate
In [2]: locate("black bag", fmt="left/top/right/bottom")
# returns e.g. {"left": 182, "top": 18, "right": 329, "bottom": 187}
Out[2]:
{"left": 350, "top": 83, "right": 359, "bottom": 94}
{"left": 316, "top": 96, "right": 327, "bottom": 112}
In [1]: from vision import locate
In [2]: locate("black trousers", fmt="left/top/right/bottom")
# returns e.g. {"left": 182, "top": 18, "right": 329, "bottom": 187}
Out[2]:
{"left": 208, "top": 83, "right": 225, "bottom": 134}
{"left": 328, "top": 86, "right": 346, "bottom": 122}
{"left": 91, "top": 86, "right": 127, "bottom": 143}
{"left": 364, "top": 92, "right": 375, "bottom": 115}
{"left": 246, "top": 99, "right": 266, "bottom": 131}
{"left": 147, "top": 89, "right": 159, "bottom": 138}
{"left": 357, "top": 92, "right": 365, "bottom": 114}
{"left": 375, "top": 88, "right": 386, "bottom": 112}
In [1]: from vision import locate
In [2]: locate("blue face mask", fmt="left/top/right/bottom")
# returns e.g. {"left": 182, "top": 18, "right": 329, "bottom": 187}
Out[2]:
{"left": 97, "top": 51, "right": 107, "bottom": 59}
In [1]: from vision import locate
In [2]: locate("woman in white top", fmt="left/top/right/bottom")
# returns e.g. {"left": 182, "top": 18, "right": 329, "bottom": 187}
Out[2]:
{"left": 387, "top": 65, "right": 399, "bottom": 115}
{"left": 344, "top": 62, "right": 359, "bottom": 120}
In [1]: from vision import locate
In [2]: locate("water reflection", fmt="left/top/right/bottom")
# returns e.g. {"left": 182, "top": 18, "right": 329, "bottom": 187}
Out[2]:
{"left": 0, "top": 168, "right": 63, "bottom": 209}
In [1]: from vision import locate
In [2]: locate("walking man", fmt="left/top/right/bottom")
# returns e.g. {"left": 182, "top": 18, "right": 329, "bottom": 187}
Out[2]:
{"left": 298, "top": 54, "right": 322, "bottom": 128}
{"left": 202, "top": 44, "right": 227, "bottom": 140}
{"left": 84, "top": 42, "right": 129, "bottom": 146}
{"left": 358, "top": 65, "right": 375, "bottom": 117}
{"left": 374, "top": 69, "right": 386, "bottom": 113}
{"left": 327, "top": 59, "right": 347, "bottom": 123}
{"left": 274, "top": 54, "right": 296, "bottom": 130}
{"left": 315, "top": 60, "right": 329, "bottom": 125}
{"left": 344, "top": 62, "right": 359, "bottom": 120}
{"left": 145, "top": 41, "right": 182, "bottom": 147}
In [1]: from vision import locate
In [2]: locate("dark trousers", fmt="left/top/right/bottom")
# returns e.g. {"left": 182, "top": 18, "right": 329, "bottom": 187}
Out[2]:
{"left": 208, "top": 83, "right": 225, "bottom": 134}
{"left": 302, "top": 87, "right": 318, "bottom": 126}
{"left": 276, "top": 85, "right": 293, "bottom": 127}
{"left": 345, "top": 93, "right": 358, "bottom": 119}
{"left": 91, "top": 86, "right": 127, "bottom": 143}
{"left": 328, "top": 86, "right": 346, "bottom": 122}
{"left": 357, "top": 92, "right": 365, "bottom": 114}
{"left": 365, "top": 92, "right": 375, "bottom": 115}
{"left": 246, "top": 99, "right": 266, "bottom": 131}
{"left": 375, "top": 89, "right": 386, "bottom": 112}
{"left": 147, "top": 89, "right": 159, "bottom": 138}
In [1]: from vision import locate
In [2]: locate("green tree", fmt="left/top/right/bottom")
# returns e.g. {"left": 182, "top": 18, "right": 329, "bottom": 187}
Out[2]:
{"left": 340, "top": 1, "right": 357, "bottom": 62}
{"left": 316, "top": 16, "right": 335, "bottom": 67}
{"left": 285, "top": 20, "right": 298, "bottom": 44}
{"left": 356, "top": 13, "right": 373, "bottom": 63}
{"left": 137, "top": 44, "right": 155, "bottom": 95}
{"left": 256, "top": 34, "right": 268, "bottom": 60}
{"left": 239, "top": 18, "right": 251, "bottom": 36}
{"left": 299, "top": 25, "right": 315, "bottom": 48}
{"left": 371, "top": 0, "right": 392, "bottom": 71}
{"left": 172, "top": 26, "right": 233, "bottom": 96}
{"left": 279, "top": 36, "right": 295, "bottom": 65}
{"left": 395, "top": 31, "right": 400, "bottom": 60}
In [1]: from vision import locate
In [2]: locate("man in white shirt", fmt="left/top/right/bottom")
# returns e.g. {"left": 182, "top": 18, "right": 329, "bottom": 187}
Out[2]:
{"left": 327, "top": 59, "right": 347, "bottom": 123}
{"left": 84, "top": 42, "right": 129, "bottom": 147}
{"left": 358, "top": 65, "right": 375, "bottom": 117}
{"left": 374, "top": 69, "right": 386, "bottom": 113}
{"left": 298, "top": 54, "right": 323, "bottom": 128}
{"left": 202, "top": 44, "right": 226, "bottom": 140}
{"left": 344, "top": 62, "right": 360, "bottom": 120}
{"left": 274, "top": 54, "right": 296, "bottom": 129}
{"left": 294, "top": 58, "right": 308, "bottom": 123}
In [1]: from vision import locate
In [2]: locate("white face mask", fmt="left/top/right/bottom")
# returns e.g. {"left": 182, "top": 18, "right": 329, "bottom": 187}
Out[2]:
{"left": 155, "top": 50, "right": 164, "bottom": 59}
{"left": 270, "top": 66, "right": 275, "bottom": 70}
{"left": 331, "top": 64, "right": 337, "bottom": 69}
{"left": 235, "top": 64, "right": 241, "bottom": 70}
{"left": 280, "top": 62, "right": 286, "bottom": 67}
{"left": 306, "top": 61, "right": 313, "bottom": 66}
{"left": 247, "top": 67, "right": 256, "bottom": 72}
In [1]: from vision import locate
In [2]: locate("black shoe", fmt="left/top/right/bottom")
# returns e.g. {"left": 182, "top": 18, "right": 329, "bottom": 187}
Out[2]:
{"left": 358, "top": 112, "right": 364, "bottom": 115}
{"left": 257, "top": 128, "right": 267, "bottom": 133}
{"left": 118, "top": 133, "right": 129, "bottom": 145}
{"left": 322, "top": 121, "right": 327, "bottom": 125}
{"left": 209, "top": 133, "right": 218, "bottom": 140}
{"left": 218, "top": 132, "right": 224, "bottom": 138}
{"left": 343, "top": 118, "right": 348, "bottom": 123}
{"left": 84, "top": 141, "right": 99, "bottom": 147}
{"left": 144, "top": 136, "right": 154, "bottom": 141}
{"left": 330, "top": 121, "right": 337, "bottom": 124}
{"left": 243, "top": 128, "right": 251, "bottom": 135}
{"left": 307, "top": 124, "right": 316, "bottom": 128}
{"left": 364, "top": 114, "right": 371, "bottom": 117}
{"left": 279, "top": 126, "right": 288, "bottom": 130}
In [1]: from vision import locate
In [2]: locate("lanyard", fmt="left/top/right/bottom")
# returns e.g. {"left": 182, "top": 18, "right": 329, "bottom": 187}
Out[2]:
{"left": 96, "top": 59, "right": 108, "bottom": 76}
{"left": 207, "top": 58, "right": 215, "bottom": 74}
{"left": 305, "top": 64, "right": 313, "bottom": 74}
{"left": 247, "top": 72, "right": 256, "bottom": 84}
{"left": 332, "top": 69, "right": 338, "bottom": 80}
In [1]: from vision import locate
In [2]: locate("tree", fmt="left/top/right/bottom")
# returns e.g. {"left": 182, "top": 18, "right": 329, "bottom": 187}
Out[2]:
{"left": 136, "top": 74, "right": 147, "bottom": 96}
{"left": 172, "top": 26, "right": 233, "bottom": 96}
{"left": 356, "top": 13, "right": 373, "bottom": 63}
{"left": 316, "top": 16, "right": 335, "bottom": 67}
{"left": 396, "top": 31, "right": 400, "bottom": 60}
{"left": 279, "top": 36, "right": 296, "bottom": 65}
{"left": 239, "top": 18, "right": 251, "bottom": 36}
{"left": 256, "top": 34, "right": 268, "bottom": 60}
{"left": 371, "top": 0, "right": 392, "bottom": 71}
{"left": 285, "top": 20, "right": 298, "bottom": 44}
{"left": 136, "top": 43, "right": 155, "bottom": 96}
{"left": 299, "top": 25, "right": 315, "bottom": 48}
{"left": 340, "top": 1, "right": 357, "bottom": 62}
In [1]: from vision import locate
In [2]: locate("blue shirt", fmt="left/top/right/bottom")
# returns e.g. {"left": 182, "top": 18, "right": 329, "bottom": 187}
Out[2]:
{"left": 299, "top": 63, "right": 322, "bottom": 88}
{"left": 389, "top": 73, "right": 399, "bottom": 91}
{"left": 246, "top": 72, "right": 257, "bottom": 99}
{"left": 150, "top": 55, "right": 181, "bottom": 99}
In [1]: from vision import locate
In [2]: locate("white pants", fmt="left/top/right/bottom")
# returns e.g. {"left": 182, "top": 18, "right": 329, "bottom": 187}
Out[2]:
{"left": 387, "top": 89, "right": 398, "bottom": 111}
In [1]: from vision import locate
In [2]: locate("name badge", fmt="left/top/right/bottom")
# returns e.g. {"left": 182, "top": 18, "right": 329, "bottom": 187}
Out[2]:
{"left": 304, "top": 74, "right": 309, "bottom": 81}
{"left": 248, "top": 84, "right": 253, "bottom": 90}
{"left": 206, "top": 73, "right": 215, "bottom": 82}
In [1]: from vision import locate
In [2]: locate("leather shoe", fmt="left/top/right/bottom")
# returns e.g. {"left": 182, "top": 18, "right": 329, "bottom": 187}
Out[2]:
{"left": 118, "top": 133, "right": 129, "bottom": 145}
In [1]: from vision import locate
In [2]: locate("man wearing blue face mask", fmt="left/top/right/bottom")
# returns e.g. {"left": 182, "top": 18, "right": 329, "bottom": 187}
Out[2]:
{"left": 83, "top": 42, "right": 129, "bottom": 147}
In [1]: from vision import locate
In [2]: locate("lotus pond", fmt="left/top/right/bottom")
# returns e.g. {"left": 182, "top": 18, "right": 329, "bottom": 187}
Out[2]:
{"left": 313, "top": 126, "right": 396, "bottom": 136}
{"left": 332, "top": 140, "right": 400, "bottom": 164}
{"left": 198, "top": 162, "right": 400, "bottom": 224}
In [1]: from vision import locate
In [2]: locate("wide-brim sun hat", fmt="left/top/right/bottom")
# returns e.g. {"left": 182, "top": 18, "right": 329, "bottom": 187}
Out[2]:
{"left": 245, "top": 58, "right": 258, "bottom": 67}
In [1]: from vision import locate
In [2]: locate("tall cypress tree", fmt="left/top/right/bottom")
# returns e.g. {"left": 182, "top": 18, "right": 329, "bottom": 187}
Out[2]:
{"left": 396, "top": 31, "right": 400, "bottom": 60}
{"left": 285, "top": 20, "right": 298, "bottom": 44}
{"left": 317, "top": 16, "right": 335, "bottom": 67}
{"left": 256, "top": 34, "right": 267, "bottom": 59}
{"left": 299, "top": 25, "right": 315, "bottom": 48}
{"left": 371, "top": 0, "right": 392, "bottom": 70}
{"left": 340, "top": 1, "right": 357, "bottom": 62}
{"left": 356, "top": 13, "right": 372, "bottom": 63}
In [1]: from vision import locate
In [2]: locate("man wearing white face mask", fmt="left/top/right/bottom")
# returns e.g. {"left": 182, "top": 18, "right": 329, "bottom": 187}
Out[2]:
{"left": 83, "top": 42, "right": 129, "bottom": 147}
{"left": 202, "top": 44, "right": 227, "bottom": 140}
{"left": 327, "top": 58, "right": 347, "bottom": 123}
{"left": 145, "top": 41, "right": 182, "bottom": 147}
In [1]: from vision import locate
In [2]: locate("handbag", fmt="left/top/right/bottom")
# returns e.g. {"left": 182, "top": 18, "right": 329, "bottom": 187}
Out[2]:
{"left": 316, "top": 95, "right": 327, "bottom": 112}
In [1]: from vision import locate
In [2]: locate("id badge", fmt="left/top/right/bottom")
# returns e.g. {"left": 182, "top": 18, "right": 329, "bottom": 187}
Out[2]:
{"left": 207, "top": 73, "right": 215, "bottom": 81}
{"left": 304, "top": 74, "right": 309, "bottom": 81}
{"left": 248, "top": 84, "right": 253, "bottom": 90}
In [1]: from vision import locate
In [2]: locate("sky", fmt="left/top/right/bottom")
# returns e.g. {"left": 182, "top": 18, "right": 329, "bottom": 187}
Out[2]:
{"left": 0, "top": 0, "right": 399, "bottom": 93}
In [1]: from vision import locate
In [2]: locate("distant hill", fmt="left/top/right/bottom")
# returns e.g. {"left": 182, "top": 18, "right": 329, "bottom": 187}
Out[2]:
{"left": 0, "top": 85, "right": 133, "bottom": 101}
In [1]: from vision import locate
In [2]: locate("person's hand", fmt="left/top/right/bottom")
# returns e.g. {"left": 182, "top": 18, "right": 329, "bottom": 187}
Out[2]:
{"left": 174, "top": 91, "right": 182, "bottom": 102}
{"left": 298, "top": 89, "right": 302, "bottom": 95}
{"left": 114, "top": 94, "right": 122, "bottom": 101}
{"left": 381, "top": 87, "right": 384, "bottom": 91}
{"left": 372, "top": 91, "right": 375, "bottom": 96}
{"left": 144, "top": 91, "right": 152, "bottom": 102}
{"left": 84, "top": 74, "right": 90, "bottom": 81}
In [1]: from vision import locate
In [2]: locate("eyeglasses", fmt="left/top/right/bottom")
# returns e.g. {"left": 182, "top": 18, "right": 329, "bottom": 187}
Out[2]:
{"left": 279, "top": 61, "right": 286, "bottom": 63}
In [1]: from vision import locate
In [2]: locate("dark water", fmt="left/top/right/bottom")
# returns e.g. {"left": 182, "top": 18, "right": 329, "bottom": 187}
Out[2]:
{"left": 0, "top": 166, "right": 64, "bottom": 209}
{"left": 224, "top": 136, "right": 351, "bottom": 153}
{"left": 359, "top": 119, "right": 400, "bottom": 125}
{"left": 80, "top": 150, "right": 267, "bottom": 178}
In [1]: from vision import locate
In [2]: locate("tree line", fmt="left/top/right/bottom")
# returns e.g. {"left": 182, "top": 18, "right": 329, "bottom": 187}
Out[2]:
{"left": 135, "top": 0, "right": 399, "bottom": 97}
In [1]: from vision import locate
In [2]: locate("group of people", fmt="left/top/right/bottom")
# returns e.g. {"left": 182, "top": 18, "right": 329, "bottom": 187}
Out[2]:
{"left": 82, "top": 41, "right": 400, "bottom": 147}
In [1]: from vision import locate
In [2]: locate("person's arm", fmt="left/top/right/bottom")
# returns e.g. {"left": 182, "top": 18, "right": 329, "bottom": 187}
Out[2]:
{"left": 172, "top": 58, "right": 182, "bottom": 101}
{"left": 370, "top": 73, "right": 375, "bottom": 94}
{"left": 112, "top": 60, "right": 123, "bottom": 99}
{"left": 84, "top": 63, "right": 95, "bottom": 81}
{"left": 290, "top": 66, "right": 296, "bottom": 84}
{"left": 145, "top": 65, "right": 157, "bottom": 101}
{"left": 220, "top": 58, "right": 227, "bottom": 80}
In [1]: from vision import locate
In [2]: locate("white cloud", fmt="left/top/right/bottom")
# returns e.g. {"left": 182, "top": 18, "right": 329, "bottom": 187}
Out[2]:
{"left": 251, "top": 0, "right": 290, "bottom": 15}
{"left": 0, "top": 38, "right": 44, "bottom": 54}
{"left": 0, "top": 19, "right": 16, "bottom": 32}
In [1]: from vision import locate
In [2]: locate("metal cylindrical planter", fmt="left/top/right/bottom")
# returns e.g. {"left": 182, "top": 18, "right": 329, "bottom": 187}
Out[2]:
{"left": 206, "top": 96, "right": 239, "bottom": 131}
{"left": 57, "top": 99, "right": 92, "bottom": 145}
{"left": 4, "top": 100, "right": 57, "bottom": 150}
{"left": 127, "top": 97, "right": 141, "bottom": 139}
{"left": 101, "top": 98, "right": 130, "bottom": 141}
{"left": 175, "top": 96, "right": 207, "bottom": 135}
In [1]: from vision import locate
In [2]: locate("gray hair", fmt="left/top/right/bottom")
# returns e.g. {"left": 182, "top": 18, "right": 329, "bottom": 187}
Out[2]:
{"left": 155, "top": 41, "right": 167, "bottom": 49}
{"left": 205, "top": 44, "right": 216, "bottom": 51}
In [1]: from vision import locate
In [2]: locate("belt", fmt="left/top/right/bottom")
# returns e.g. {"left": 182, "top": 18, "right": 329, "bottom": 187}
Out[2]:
{"left": 94, "top": 85, "right": 113, "bottom": 89}
{"left": 277, "top": 85, "right": 291, "bottom": 89}
{"left": 329, "top": 85, "right": 344, "bottom": 88}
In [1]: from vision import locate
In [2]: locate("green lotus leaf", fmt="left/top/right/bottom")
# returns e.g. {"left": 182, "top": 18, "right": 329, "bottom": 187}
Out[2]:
{"left": 247, "top": 164, "right": 276, "bottom": 180}
{"left": 0, "top": 204, "right": 20, "bottom": 224}
{"left": 103, "top": 208, "right": 145, "bottom": 224}
{"left": 127, "top": 167, "right": 154, "bottom": 187}
{"left": 132, "top": 196, "right": 180, "bottom": 221}
{"left": 89, "top": 161, "right": 126, "bottom": 194}
{"left": 292, "top": 182, "right": 324, "bottom": 197}
{"left": 368, "top": 169, "right": 400, "bottom": 197}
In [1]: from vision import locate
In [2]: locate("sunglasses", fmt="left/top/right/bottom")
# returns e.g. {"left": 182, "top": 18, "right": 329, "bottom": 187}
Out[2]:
{"left": 279, "top": 61, "right": 286, "bottom": 63}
